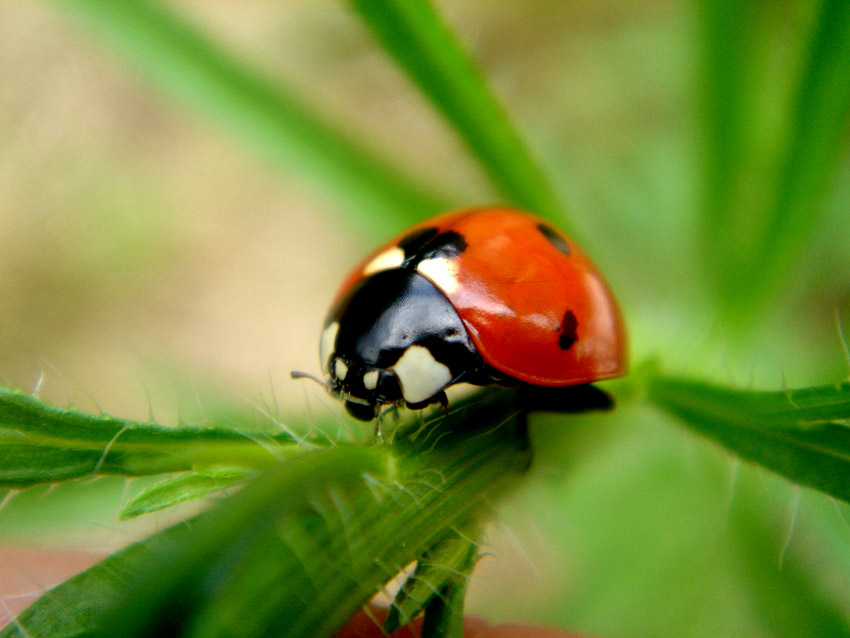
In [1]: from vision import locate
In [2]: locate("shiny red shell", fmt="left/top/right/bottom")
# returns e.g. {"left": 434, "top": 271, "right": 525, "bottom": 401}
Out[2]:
{"left": 333, "top": 207, "right": 626, "bottom": 387}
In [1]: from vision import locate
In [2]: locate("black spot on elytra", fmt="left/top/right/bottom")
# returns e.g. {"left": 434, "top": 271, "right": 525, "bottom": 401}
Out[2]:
{"left": 558, "top": 310, "right": 579, "bottom": 350}
{"left": 397, "top": 228, "right": 468, "bottom": 267}
{"left": 537, "top": 223, "right": 571, "bottom": 256}
{"left": 398, "top": 227, "right": 440, "bottom": 260}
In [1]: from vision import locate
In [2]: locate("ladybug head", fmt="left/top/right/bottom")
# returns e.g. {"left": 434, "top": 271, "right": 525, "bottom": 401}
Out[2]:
{"left": 289, "top": 365, "right": 398, "bottom": 421}
{"left": 294, "top": 268, "right": 481, "bottom": 421}
{"left": 326, "top": 354, "right": 404, "bottom": 421}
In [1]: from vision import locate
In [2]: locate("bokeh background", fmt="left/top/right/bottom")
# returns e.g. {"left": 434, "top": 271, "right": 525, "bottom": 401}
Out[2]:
{"left": 2, "top": 1, "right": 850, "bottom": 637}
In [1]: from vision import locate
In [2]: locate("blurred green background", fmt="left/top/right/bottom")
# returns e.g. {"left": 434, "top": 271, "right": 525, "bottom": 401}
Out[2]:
{"left": 1, "top": 1, "right": 849, "bottom": 636}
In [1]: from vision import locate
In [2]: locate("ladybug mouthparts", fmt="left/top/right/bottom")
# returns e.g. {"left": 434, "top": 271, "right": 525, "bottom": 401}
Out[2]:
{"left": 291, "top": 349, "right": 451, "bottom": 422}
{"left": 327, "top": 355, "right": 403, "bottom": 420}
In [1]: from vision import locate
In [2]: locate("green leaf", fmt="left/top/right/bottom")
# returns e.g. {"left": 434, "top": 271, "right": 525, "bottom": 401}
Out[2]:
{"left": 118, "top": 467, "right": 252, "bottom": 520}
{"left": 1, "top": 388, "right": 530, "bottom": 638}
{"left": 0, "top": 522, "right": 184, "bottom": 638}
{"left": 725, "top": 0, "right": 850, "bottom": 315}
{"left": 0, "top": 388, "right": 296, "bottom": 488}
{"left": 696, "top": 0, "right": 761, "bottom": 286}
{"left": 48, "top": 0, "right": 447, "bottom": 236}
{"left": 648, "top": 375, "right": 850, "bottom": 502}
{"left": 350, "top": 0, "right": 568, "bottom": 228}
{"left": 385, "top": 519, "right": 481, "bottom": 634}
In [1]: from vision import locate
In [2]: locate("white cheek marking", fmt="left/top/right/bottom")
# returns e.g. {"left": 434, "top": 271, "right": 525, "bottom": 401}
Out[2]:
{"left": 417, "top": 258, "right": 460, "bottom": 295}
{"left": 319, "top": 322, "right": 339, "bottom": 373}
{"left": 363, "top": 370, "right": 379, "bottom": 390}
{"left": 334, "top": 358, "right": 349, "bottom": 381}
{"left": 390, "top": 345, "right": 452, "bottom": 404}
{"left": 363, "top": 247, "right": 405, "bottom": 276}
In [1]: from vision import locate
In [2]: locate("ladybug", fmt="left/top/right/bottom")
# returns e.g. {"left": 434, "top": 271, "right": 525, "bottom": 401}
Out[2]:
{"left": 295, "top": 207, "right": 626, "bottom": 421}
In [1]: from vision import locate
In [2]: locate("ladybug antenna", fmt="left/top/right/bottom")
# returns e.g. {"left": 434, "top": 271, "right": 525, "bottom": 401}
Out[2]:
{"left": 290, "top": 370, "right": 330, "bottom": 390}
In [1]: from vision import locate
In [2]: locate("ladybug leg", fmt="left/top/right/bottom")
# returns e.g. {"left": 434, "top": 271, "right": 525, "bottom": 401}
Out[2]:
{"left": 376, "top": 403, "right": 404, "bottom": 442}
{"left": 434, "top": 391, "right": 450, "bottom": 417}
{"left": 518, "top": 383, "right": 613, "bottom": 414}
{"left": 374, "top": 412, "right": 384, "bottom": 443}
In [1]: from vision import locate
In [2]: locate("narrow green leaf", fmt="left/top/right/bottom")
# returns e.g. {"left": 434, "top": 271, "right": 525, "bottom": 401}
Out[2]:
{"left": 1, "top": 388, "right": 530, "bottom": 638}
{"left": 385, "top": 519, "right": 481, "bottom": 633}
{"left": 648, "top": 375, "right": 850, "bottom": 502}
{"left": 696, "top": 0, "right": 761, "bottom": 286}
{"left": 118, "top": 467, "right": 252, "bottom": 520}
{"left": 730, "top": 0, "right": 850, "bottom": 314}
{"left": 349, "top": 0, "right": 568, "bottom": 227}
{"left": 48, "top": 0, "right": 447, "bottom": 235}
{"left": 0, "top": 521, "right": 182, "bottom": 638}
{"left": 0, "top": 388, "right": 296, "bottom": 487}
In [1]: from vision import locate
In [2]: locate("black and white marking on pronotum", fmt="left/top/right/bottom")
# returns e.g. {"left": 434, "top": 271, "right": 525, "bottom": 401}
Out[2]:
{"left": 290, "top": 228, "right": 484, "bottom": 421}
{"left": 318, "top": 268, "right": 484, "bottom": 420}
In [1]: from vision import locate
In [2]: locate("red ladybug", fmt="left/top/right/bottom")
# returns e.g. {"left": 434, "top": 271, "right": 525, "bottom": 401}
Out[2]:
{"left": 297, "top": 207, "right": 626, "bottom": 421}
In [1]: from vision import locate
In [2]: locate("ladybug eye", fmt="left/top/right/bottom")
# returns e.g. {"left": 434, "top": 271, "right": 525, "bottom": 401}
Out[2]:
{"left": 376, "top": 371, "right": 402, "bottom": 401}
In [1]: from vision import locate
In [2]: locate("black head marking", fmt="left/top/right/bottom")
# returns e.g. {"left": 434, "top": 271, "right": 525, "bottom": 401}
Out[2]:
{"left": 397, "top": 228, "right": 468, "bottom": 268}
{"left": 558, "top": 310, "right": 579, "bottom": 350}
{"left": 537, "top": 223, "right": 571, "bottom": 256}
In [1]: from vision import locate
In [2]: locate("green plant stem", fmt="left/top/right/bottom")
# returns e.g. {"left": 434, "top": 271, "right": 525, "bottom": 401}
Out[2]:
{"left": 386, "top": 516, "right": 482, "bottom": 633}
{"left": 419, "top": 525, "right": 479, "bottom": 638}
{"left": 350, "top": 0, "right": 568, "bottom": 228}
